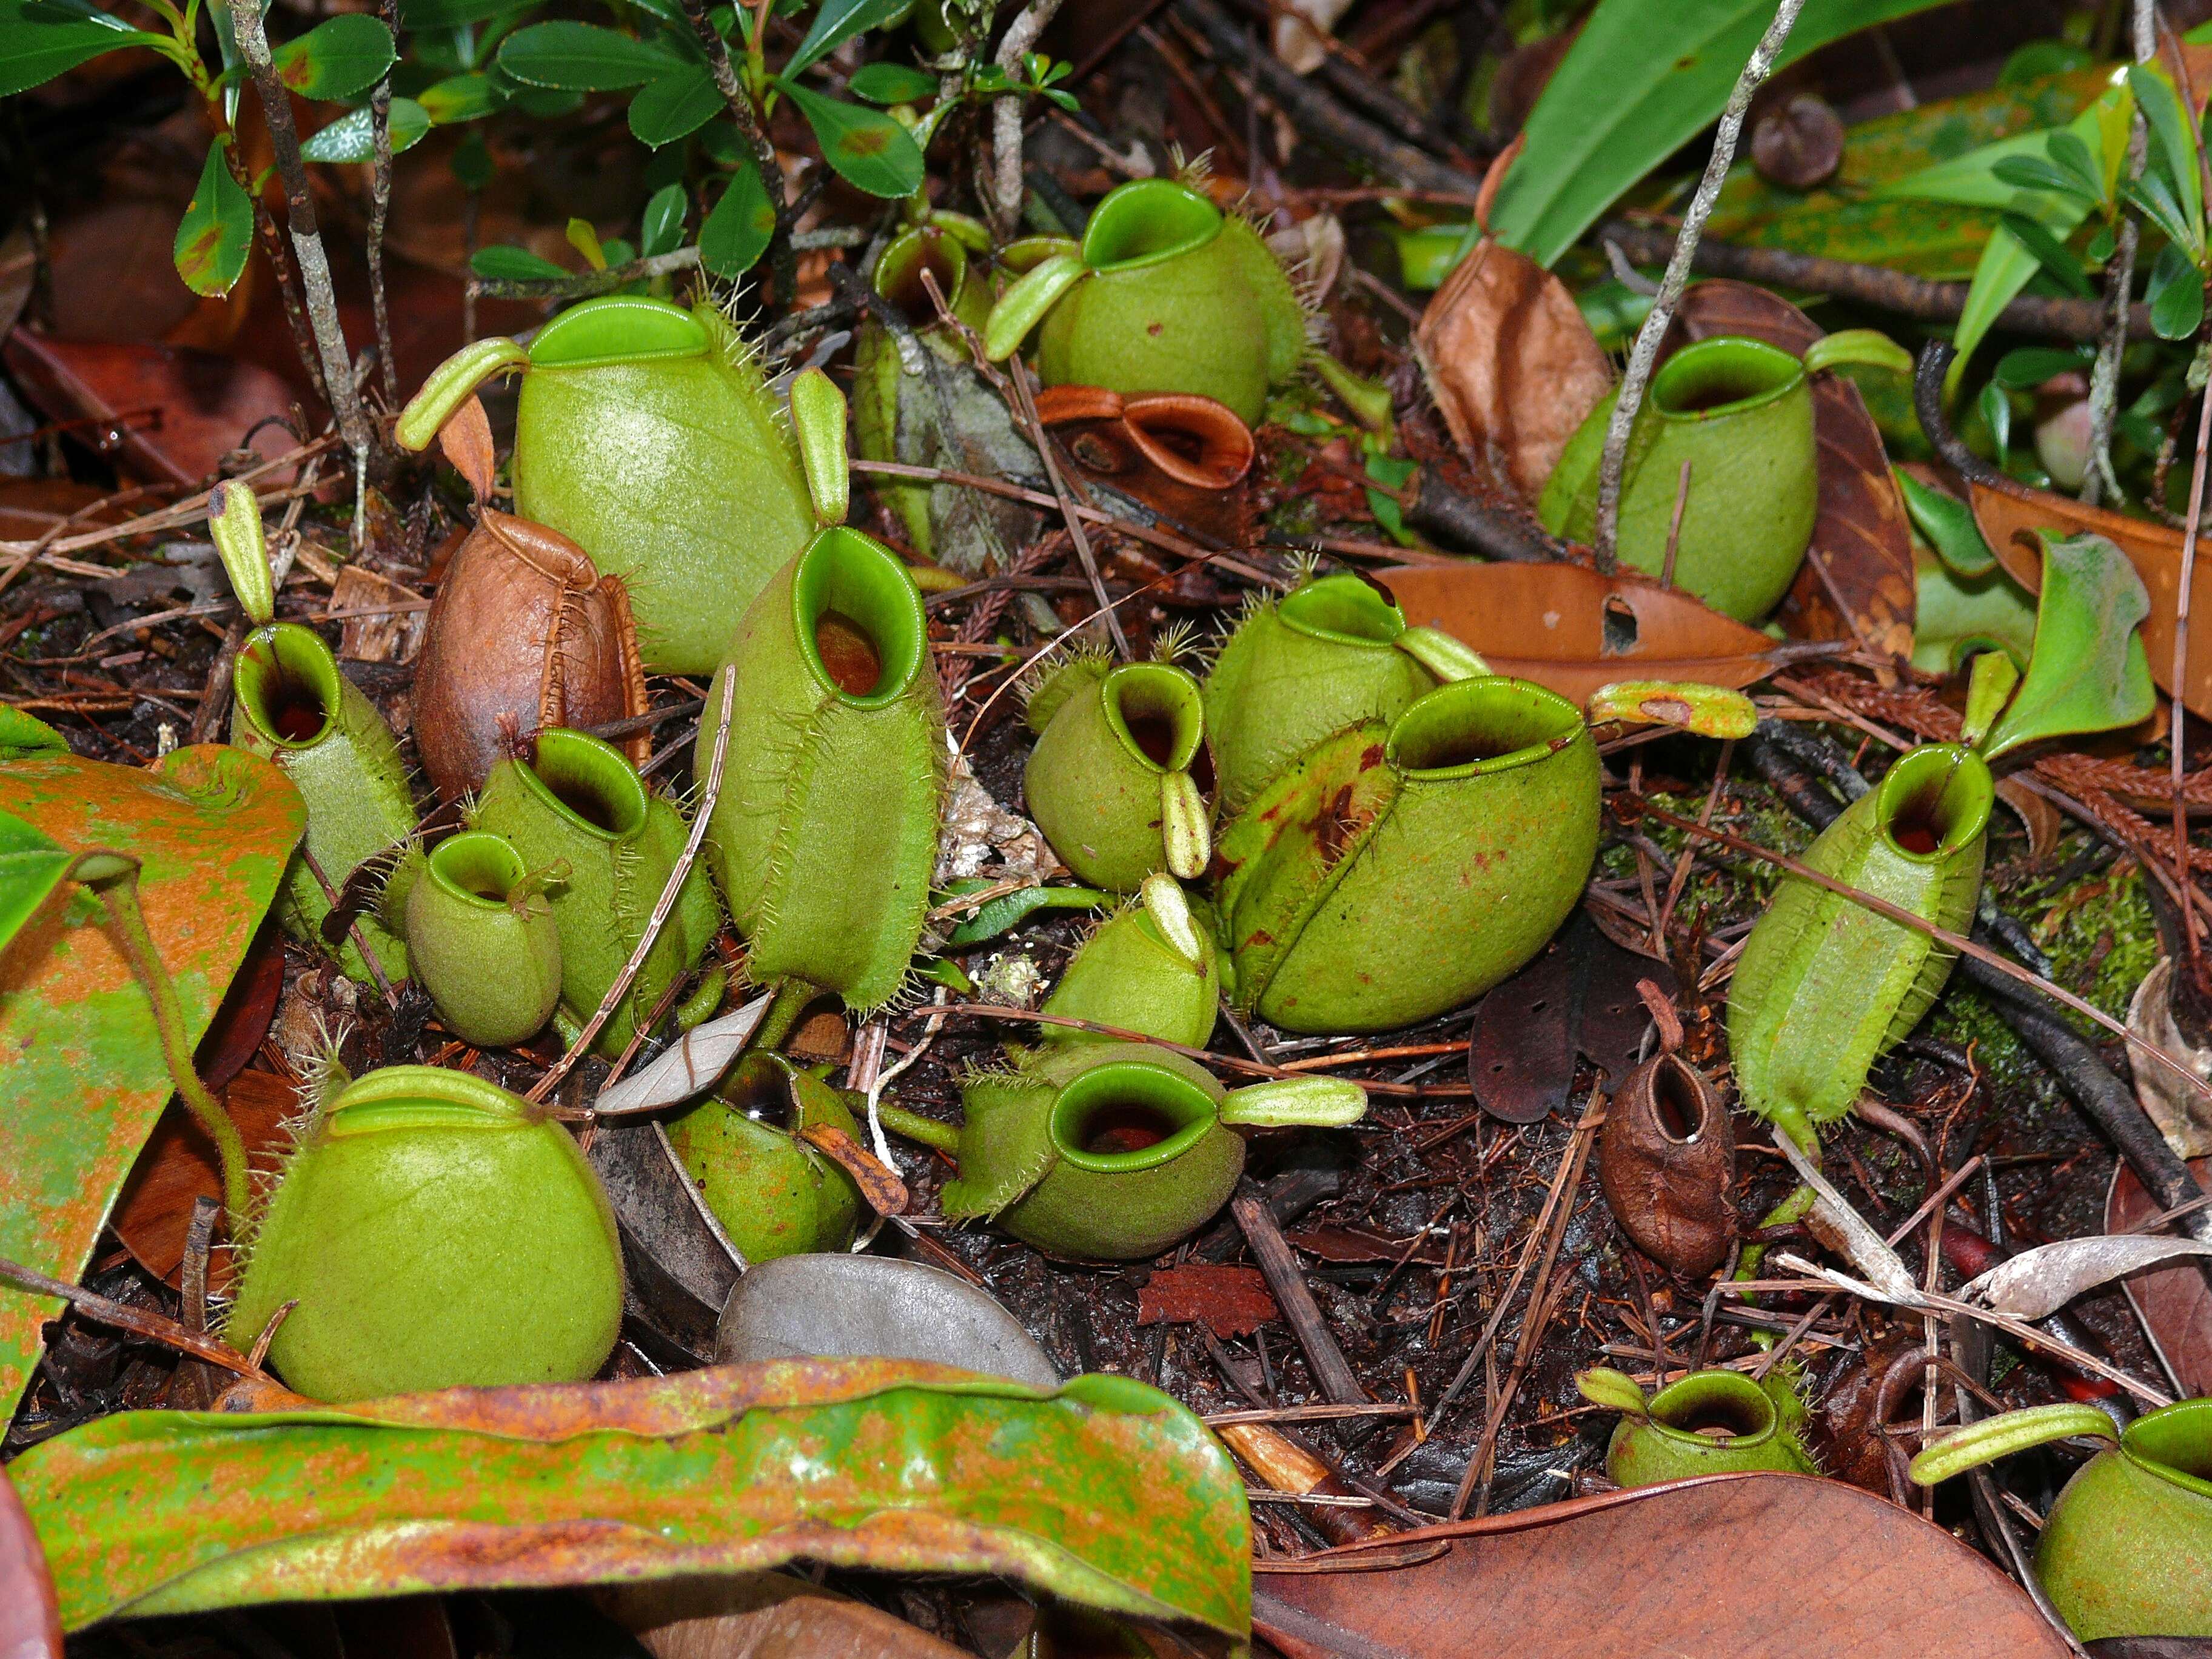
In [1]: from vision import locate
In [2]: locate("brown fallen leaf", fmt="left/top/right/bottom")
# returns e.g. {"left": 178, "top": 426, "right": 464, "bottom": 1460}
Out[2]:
{"left": 1253, "top": 1474, "right": 2068, "bottom": 1659}
{"left": 1415, "top": 237, "right": 1613, "bottom": 504}
{"left": 112, "top": 1068, "right": 297, "bottom": 1293}
{"left": 1, "top": 331, "right": 300, "bottom": 488}
{"left": 2106, "top": 1155, "right": 2212, "bottom": 1399}
{"left": 332, "top": 565, "right": 427, "bottom": 666}
{"left": 800, "top": 1122, "right": 910, "bottom": 1216}
{"left": 1995, "top": 776, "right": 2064, "bottom": 862}
{"left": 1469, "top": 909, "right": 1670, "bottom": 1125}
{"left": 1284, "top": 1225, "right": 1451, "bottom": 1267}
{"left": 438, "top": 393, "right": 497, "bottom": 504}
{"left": 0, "top": 1463, "right": 59, "bottom": 1659}
{"left": 0, "top": 480, "right": 132, "bottom": 543}
{"left": 1138, "top": 1263, "right": 1280, "bottom": 1338}
{"left": 191, "top": 916, "right": 285, "bottom": 1092}
{"left": 1662, "top": 280, "right": 1914, "bottom": 660}
{"left": 1382, "top": 561, "right": 1788, "bottom": 706}
{"left": 599, "top": 1572, "right": 973, "bottom": 1659}
{"left": 1971, "top": 478, "right": 2212, "bottom": 719}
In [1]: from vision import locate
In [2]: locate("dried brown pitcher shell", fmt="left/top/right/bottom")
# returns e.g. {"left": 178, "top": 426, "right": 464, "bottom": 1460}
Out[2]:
{"left": 413, "top": 508, "right": 649, "bottom": 802}
{"left": 1597, "top": 1051, "right": 1735, "bottom": 1276}
{"left": 1034, "top": 384, "right": 1255, "bottom": 545}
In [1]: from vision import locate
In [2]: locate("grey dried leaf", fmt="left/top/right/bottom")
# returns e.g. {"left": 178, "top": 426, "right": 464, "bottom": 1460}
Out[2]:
{"left": 1962, "top": 1233, "right": 2212, "bottom": 1321}
{"left": 592, "top": 992, "right": 774, "bottom": 1117}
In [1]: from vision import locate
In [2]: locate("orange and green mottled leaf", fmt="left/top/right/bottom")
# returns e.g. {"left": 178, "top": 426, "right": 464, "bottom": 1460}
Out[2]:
{"left": 11, "top": 1362, "right": 1252, "bottom": 1637}
{"left": 0, "top": 745, "right": 303, "bottom": 1415}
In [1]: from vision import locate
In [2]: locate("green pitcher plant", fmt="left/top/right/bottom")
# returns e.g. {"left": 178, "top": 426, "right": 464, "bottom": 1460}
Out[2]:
{"left": 401, "top": 830, "right": 563, "bottom": 1050}
{"left": 209, "top": 482, "right": 415, "bottom": 986}
{"left": 982, "top": 176, "right": 1310, "bottom": 426}
{"left": 1540, "top": 329, "right": 1914, "bottom": 622}
{"left": 1025, "top": 653, "right": 1212, "bottom": 894}
{"left": 1038, "top": 873, "right": 1221, "bottom": 1050}
{"left": 1215, "top": 673, "right": 1601, "bottom": 1035}
{"left": 697, "top": 384, "right": 947, "bottom": 1031}
{"left": 899, "top": 1042, "right": 1364, "bottom": 1260}
{"left": 227, "top": 1063, "right": 625, "bottom": 1403}
{"left": 664, "top": 1052, "right": 865, "bottom": 1264}
{"left": 1203, "top": 571, "right": 1490, "bottom": 817}
{"left": 1576, "top": 1366, "right": 1819, "bottom": 1487}
{"left": 396, "top": 297, "right": 843, "bottom": 674}
{"left": 1728, "top": 529, "right": 2154, "bottom": 1153}
{"left": 473, "top": 727, "right": 723, "bottom": 1057}
{"left": 1911, "top": 1398, "right": 2212, "bottom": 1640}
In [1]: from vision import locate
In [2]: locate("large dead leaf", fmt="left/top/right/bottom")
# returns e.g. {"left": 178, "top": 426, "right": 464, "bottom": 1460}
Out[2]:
{"left": 112, "top": 1068, "right": 297, "bottom": 1295}
{"left": 2107, "top": 1156, "right": 2212, "bottom": 1399}
{"left": 1416, "top": 237, "right": 1613, "bottom": 504}
{"left": 1972, "top": 478, "right": 2212, "bottom": 719}
{"left": 600, "top": 1570, "right": 975, "bottom": 1659}
{"left": 0, "top": 331, "right": 301, "bottom": 488}
{"left": 1253, "top": 1474, "right": 2065, "bottom": 1659}
{"left": 0, "top": 743, "right": 304, "bottom": 1414}
{"left": 1382, "top": 561, "right": 1784, "bottom": 706}
{"left": 1467, "top": 908, "right": 1667, "bottom": 1124}
{"left": 1662, "top": 280, "right": 1914, "bottom": 659}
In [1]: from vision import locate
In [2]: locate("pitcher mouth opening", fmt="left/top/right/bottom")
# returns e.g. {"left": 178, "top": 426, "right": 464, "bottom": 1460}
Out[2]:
{"left": 1081, "top": 179, "right": 1224, "bottom": 274}
{"left": 1647, "top": 1371, "right": 1778, "bottom": 1446}
{"left": 1104, "top": 663, "right": 1205, "bottom": 774}
{"left": 1050, "top": 1062, "right": 1216, "bottom": 1172}
{"left": 236, "top": 623, "right": 341, "bottom": 749}
{"left": 1387, "top": 677, "right": 1582, "bottom": 777}
{"left": 518, "top": 729, "right": 649, "bottom": 842}
{"left": 1651, "top": 336, "right": 1803, "bottom": 420}
{"left": 1649, "top": 1054, "right": 1710, "bottom": 1143}
{"left": 1122, "top": 395, "right": 1255, "bottom": 489}
{"left": 1874, "top": 743, "right": 1992, "bottom": 862}
{"left": 427, "top": 830, "right": 527, "bottom": 908}
{"left": 1278, "top": 572, "right": 1406, "bottom": 648}
{"left": 793, "top": 528, "right": 925, "bottom": 706}
{"left": 875, "top": 227, "right": 970, "bottom": 320}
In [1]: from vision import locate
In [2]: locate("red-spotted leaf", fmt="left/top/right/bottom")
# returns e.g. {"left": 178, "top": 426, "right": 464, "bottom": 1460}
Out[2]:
{"left": 172, "top": 139, "right": 252, "bottom": 299}
{"left": 270, "top": 12, "right": 394, "bottom": 100}
{"left": 774, "top": 76, "right": 923, "bottom": 198}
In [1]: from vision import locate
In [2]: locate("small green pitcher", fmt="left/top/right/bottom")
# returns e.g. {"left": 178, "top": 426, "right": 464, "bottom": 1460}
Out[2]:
{"left": 665, "top": 1053, "right": 864, "bottom": 1264}
{"left": 1540, "top": 330, "right": 1909, "bottom": 621}
{"left": 1216, "top": 674, "right": 1600, "bottom": 1034}
{"left": 402, "top": 830, "right": 562, "bottom": 1050}
{"left": 942, "top": 1042, "right": 1364, "bottom": 1259}
{"left": 1578, "top": 1366, "right": 1820, "bottom": 1487}
{"left": 1039, "top": 873, "right": 1221, "bottom": 1049}
{"left": 1025, "top": 656, "right": 1212, "bottom": 894}
{"left": 1912, "top": 1398, "right": 2212, "bottom": 1640}
{"left": 983, "top": 178, "right": 1308, "bottom": 426}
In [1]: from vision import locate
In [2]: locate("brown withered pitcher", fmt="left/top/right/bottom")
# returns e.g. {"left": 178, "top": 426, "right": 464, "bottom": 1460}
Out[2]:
{"left": 1034, "top": 385, "right": 1255, "bottom": 545}
{"left": 415, "top": 509, "right": 649, "bottom": 802}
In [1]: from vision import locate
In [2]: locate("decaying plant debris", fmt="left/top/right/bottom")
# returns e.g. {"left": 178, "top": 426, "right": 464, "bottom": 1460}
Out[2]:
{"left": 9, "top": 0, "right": 2212, "bottom": 1654}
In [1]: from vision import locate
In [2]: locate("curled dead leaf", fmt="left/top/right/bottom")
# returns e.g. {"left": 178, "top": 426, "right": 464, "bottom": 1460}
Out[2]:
{"left": 1415, "top": 238, "right": 1612, "bottom": 505}
{"left": 437, "top": 393, "right": 497, "bottom": 504}
{"left": 2107, "top": 1155, "right": 2212, "bottom": 1399}
{"left": 112, "top": 1068, "right": 297, "bottom": 1295}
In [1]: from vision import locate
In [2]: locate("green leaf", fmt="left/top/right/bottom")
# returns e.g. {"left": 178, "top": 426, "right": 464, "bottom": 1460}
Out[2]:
{"left": 10, "top": 1367, "right": 1252, "bottom": 1636}
{"left": 1487, "top": 0, "right": 1952, "bottom": 267}
{"left": 0, "top": 0, "right": 166, "bottom": 98}
{"left": 1895, "top": 467, "right": 1996, "bottom": 578}
{"left": 469, "top": 243, "right": 571, "bottom": 281}
{"left": 2046, "top": 129, "right": 2105, "bottom": 201}
{"left": 1990, "top": 155, "right": 2096, "bottom": 205}
{"left": 1991, "top": 346, "right": 2088, "bottom": 389}
{"left": 1982, "top": 531, "right": 2155, "bottom": 759}
{"left": 451, "top": 132, "right": 493, "bottom": 190}
{"left": 271, "top": 13, "right": 394, "bottom": 101}
{"left": 418, "top": 70, "right": 494, "bottom": 123}
{"left": 399, "top": 0, "right": 526, "bottom": 27}
{"left": 2000, "top": 41, "right": 2094, "bottom": 84}
{"left": 0, "top": 705, "right": 66, "bottom": 760}
{"left": 2149, "top": 243, "right": 2205, "bottom": 342}
{"left": 699, "top": 163, "right": 776, "bottom": 276}
{"left": 172, "top": 139, "right": 252, "bottom": 299}
{"left": 1912, "top": 548, "right": 2038, "bottom": 675}
{"left": 2123, "top": 170, "right": 2199, "bottom": 255}
{"left": 629, "top": 61, "right": 722, "bottom": 148}
{"left": 298, "top": 98, "right": 429, "bottom": 164}
{"left": 1997, "top": 211, "right": 2091, "bottom": 297}
{"left": 785, "top": 0, "right": 908, "bottom": 75}
{"left": 849, "top": 59, "right": 935, "bottom": 103}
{"left": 640, "top": 182, "right": 687, "bottom": 257}
{"left": 0, "top": 746, "right": 303, "bottom": 1416}
{"left": 773, "top": 75, "right": 922, "bottom": 197}
{"left": 497, "top": 21, "right": 682, "bottom": 90}
{"left": 1979, "top": 380, "right": 2013, "bottom": 461}
{"left": 0, "top": 808, "right": 68, "bottom": 956}
{"left": 943, "top": 880, "right": 1113, "bottom": 947}
{"left": 2127, "top": 64, "right": 2202, "bottom": 246}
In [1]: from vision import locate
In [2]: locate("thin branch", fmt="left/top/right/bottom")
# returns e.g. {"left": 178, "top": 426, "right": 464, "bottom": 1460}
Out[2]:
{"left": 2082, "top": 0, "right": 2156, "bottom": 507}
{"left": 1599, "top": 221, "right": 2154, "bottom": 341}
{"left": 229, "top": 0, "right": 375, "bottom": 468}
{"left": 470, "top": 247, "right": 703, "bottom": 303}
{"left": 674, "top": 0, "right": 795, "bottom": 307}
{"left": 367, "top": 0, "right": 401, "bottom": 406}
{"left": 990, "top": 0, "right": 1070, "bottom": 235}
{"left": 1594, "top": 0, "right": 1807, "bottom": 568}
{"left": 219, "top": 145, "right": 329, "bottom": 406}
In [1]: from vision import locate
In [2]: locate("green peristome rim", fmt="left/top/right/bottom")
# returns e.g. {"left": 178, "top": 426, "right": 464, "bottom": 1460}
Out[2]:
{"left": 1651, "top": 335, "right": 1804, "bottom": 421}
{"left": 1049, "top": 1059, "right": 1218, "bottom": 1175}
{"left": 509, "top": 728, "right": 651, "bottom": 843}
{"left": 527, "top": 295, "right": 711, "bottom": 370}
{"left": 1643, "top": 1369, "right": 1779, "bottom": 1450}
{"left": 791, "top": 527, "right": 928, "bottom": 708}
{"left": 233, "top": 623, "right": 343, "bottom": 751}
{"left": 320, "top": 1063, "right": 540, "bottom": 1138}
{"left": 2122, "top": 1396, "right": 2212, "bottom": 1501}
{"left": 1872, "top": 742, "right": 1994, "bottom": 864}
{"left": 1101, "top": 662, "right": 1205, "bottom": 774}
{"left": 1080, "top": 179, "right": 1224, "bottom": 275}
{"left": 1385, "top": 675, "right": 1583, "bottom": 780}
{"left": 426, "top": 830, "right": 526, "bottom": 910}
{"left": 1277, "top": 573, "right": 1405, "bottom": 648}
